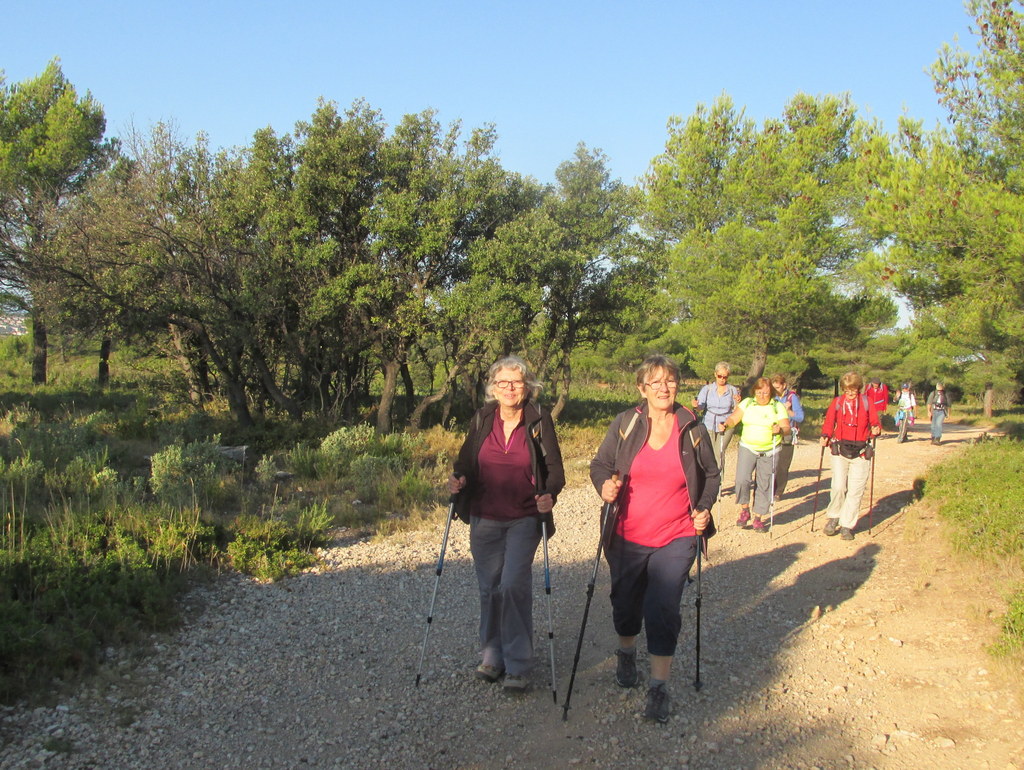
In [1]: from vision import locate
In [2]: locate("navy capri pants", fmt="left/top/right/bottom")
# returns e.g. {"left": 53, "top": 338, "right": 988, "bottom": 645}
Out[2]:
{"left": 605, "top": 534, "right": 698, "bottom": 657}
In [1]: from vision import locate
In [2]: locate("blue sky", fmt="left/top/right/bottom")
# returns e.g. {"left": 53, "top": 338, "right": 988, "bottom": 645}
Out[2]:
{"left": 4, "top": 1, "right": 978, "bottom": 186}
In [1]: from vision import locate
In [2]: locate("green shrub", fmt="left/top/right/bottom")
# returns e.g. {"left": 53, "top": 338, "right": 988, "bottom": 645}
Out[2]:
{"left": 319, "top": 424, "right": 375, "bottom": 466}
{"left": 925, "top": 438, "right": 1024, "bottom": 659}
{"left": 149, "top": 439, "right": 231, "bottom": 508}
{"left": 285, "top": 443, "right": 321, "bottom": 479}
{"left": 291, "top": 500, "right": 333, "bottom": 548}
{"left": 255, "top": 453, "right": 279, "bottom": 484}
{"left": 992, "top": 586, "right": 1024, "bottom": 658}
{"left": 227, "top": 514, "right": 318, "bottom": 581}
{"left": 926, "top": 439, "right": 1024, "bottom": 559}
{"left": 350, "top": 454, "right": 405, "bottom": 502}
{"left": 0, "top": 511, "right": 183, "bottom": 702}
{"left": 0, "top": 334, "right": 29, "bottom": 363}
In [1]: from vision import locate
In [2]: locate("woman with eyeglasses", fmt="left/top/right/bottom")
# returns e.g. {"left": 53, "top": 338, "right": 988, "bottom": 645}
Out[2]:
{"left": 720, "top": 377, "right": 791, "bottom": 533}
{"left": 449, "top": 356, "right": 564, "bottom": 692}
{"left": 590, "top": 354, "right": 719, "bottom": 723}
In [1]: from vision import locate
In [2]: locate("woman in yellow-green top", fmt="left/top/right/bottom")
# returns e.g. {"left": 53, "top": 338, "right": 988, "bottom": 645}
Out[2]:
{"left": 720, "top": 377, "right": 790, "bottom": 532}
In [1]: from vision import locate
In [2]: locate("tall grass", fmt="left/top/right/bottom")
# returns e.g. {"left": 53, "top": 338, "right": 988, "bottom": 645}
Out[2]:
{"left": 924, "top": 438, "right": 1024, "bottom": 658}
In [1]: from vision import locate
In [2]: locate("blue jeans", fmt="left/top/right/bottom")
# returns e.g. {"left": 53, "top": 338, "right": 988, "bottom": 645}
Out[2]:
{"left": 605, "top": 535, "right": 697, "bottom": 657}
{"left": 931, "top": 409, "right": 946, "bottom": 440}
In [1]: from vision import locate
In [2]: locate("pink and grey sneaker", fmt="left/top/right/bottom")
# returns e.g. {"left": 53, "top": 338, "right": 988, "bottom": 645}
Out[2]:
{"left": 736, "top": 508, "right": 751, "bottom": 528}
{"left": 751, "top": 517, "right": 767, "bottom": 533}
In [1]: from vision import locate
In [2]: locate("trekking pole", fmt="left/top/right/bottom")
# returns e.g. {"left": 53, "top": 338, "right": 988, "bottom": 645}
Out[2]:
{"left": 868, "top": 436, "right": 877, "bottom": 535}
{"left": 810, "top": 443, "right": 825, "bottom": 532}
{"left": 414, "top": 486, "right": 460, "bottom": 687}
{"left": 562, "top": 474, "right": 619, "bottom": 722}
{"left": 693, "top": 530, "right": 704, "bottom": 691}
{"left": 540, "top": 510, "right": 558, "bottom": 704}
{"left": 768, "top": 439, "right": 778, "bottom": 538}
{"left": 718, "top": 430, "right": 727, "bottom": 499}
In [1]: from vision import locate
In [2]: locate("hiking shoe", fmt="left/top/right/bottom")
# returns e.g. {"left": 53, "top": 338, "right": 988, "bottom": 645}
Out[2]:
{"left": 643, "top": 684, "right": 670, "bottom": 723}
{"left": 736, "top": 508, "right": 751, "bottom": 528}
{"left": 475, "top": 663, "right": 503, "bottom": 682}
{"left": 502, "top": 674, "right": 528, "bottom": 692}
{"left": 615, "top": 649, "right": 638, "bottom": 687}
{"left": 823, "top": 518, "right": 840, "bottom": 537}
{"left": 840, "top": 527, "right": 855, "bottom": 541}
{"left": 751, "top": 517, "right": 767, "bottom": 533}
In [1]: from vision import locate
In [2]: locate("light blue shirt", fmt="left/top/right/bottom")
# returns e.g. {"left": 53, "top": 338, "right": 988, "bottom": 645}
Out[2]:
{"left": 695, "top": 383, "right": 740, "bottom": 432}
{"left": 776, "top": 389, "right": 804, "bottom": 425}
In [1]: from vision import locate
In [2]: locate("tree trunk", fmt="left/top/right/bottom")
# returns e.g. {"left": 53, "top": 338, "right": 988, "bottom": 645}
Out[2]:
{"left": 743, "top": 348, "right": 768, "bottom": 393}
{"left": 408, "top": 362, "right": 465, "bottom": 430}
{"left": 400, "top": 362, "right": 415, "bottom": 422}
{"left": 984, "top": 382, "right": 994, "bottom": 418}
{"left": 550, "top": 360, "right": 571, "bottom": 421}
{"left": 97, "top": 337, "right": 111, "bottom": 387}
{"left": 168, "top": 325, "right": 208, "bottom": 406}
{"left": 376, "top": 360, "right": 401, "bottom": 434}
{"left": 189, "top": 323, "right": 255, "bottom": 428}
{"left": 31, "top": 311, "right": 47, "bottom": 385}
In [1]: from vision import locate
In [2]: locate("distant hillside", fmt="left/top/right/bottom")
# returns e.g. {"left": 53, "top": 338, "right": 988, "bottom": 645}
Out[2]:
{"left": 0, "top": 315, "right": 27, "bottom": 336}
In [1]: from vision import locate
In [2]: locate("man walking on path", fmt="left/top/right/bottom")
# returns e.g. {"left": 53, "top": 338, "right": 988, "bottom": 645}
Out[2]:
{"left": 926, "top": 383, "right": 953, "bottom": 445}
{"left": 865, "top": 378, "right": 889, "bottom": 418}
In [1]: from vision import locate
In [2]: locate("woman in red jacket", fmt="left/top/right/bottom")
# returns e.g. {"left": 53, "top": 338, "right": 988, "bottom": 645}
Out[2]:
{"left": 819, "top": 372, "right": 881, "bottom": 541}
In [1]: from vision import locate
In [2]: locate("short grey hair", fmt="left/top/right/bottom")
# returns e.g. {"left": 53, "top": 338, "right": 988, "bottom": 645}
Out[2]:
{"left": 714, "top": 361, "right": 731, "bottom": 375}
{"left": 484, "top": 356, "right": 542, "bottom": 403}
{"left": 635, "top": 355, "right": 682, "bottom": 389}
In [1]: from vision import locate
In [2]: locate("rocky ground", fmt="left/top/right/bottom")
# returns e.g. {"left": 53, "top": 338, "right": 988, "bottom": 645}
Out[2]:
{"left": 1, "top": 420, "right": 1022, "bottom": 769}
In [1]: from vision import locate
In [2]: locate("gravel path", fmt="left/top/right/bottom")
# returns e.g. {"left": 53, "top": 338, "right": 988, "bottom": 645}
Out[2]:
{"left": 2, "top": 421, "right": 1022, "bottom": 769}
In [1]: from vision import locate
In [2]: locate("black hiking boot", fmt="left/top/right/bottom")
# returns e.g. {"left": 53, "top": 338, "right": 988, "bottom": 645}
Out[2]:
{"left": 615, "top": 649, "right": 638, "bottom": 687}
{"left": 644, "top": 684, "right": 670, "bottom": 723}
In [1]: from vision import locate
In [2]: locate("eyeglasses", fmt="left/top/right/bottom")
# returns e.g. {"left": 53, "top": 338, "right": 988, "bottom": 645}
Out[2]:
{"left": 494, "top": 380, "right": 525, "bottom": 390}
{"left": 644, "top": 380, "right": 678, "bottom": 390}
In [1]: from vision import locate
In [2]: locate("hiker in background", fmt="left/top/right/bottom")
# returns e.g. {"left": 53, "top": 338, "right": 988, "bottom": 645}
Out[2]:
{"left": 894, "top": 383, "right": 917, "bottom": 442}
{"left": 926, "top": 383, "right": 953, "bottom": 445}
{"left": 720, "top": 377, "right": 790, "bottom": 532}
{"left": 692, "top": 361, "right": 741, "bottom": 473}
{"left": 865, "top": 377, "right": 890, "bottom": 419}
{"left": 819, "top": 372, "right": 882, "bottom": 541}
{"left": 770, "top": 374, "right": 804, "bottom": 499}
{"left": 591, "top": 354, "right": 719, "bottom": 723}
{"left": 449, "top": 355, "right": 564, "bottom": 692}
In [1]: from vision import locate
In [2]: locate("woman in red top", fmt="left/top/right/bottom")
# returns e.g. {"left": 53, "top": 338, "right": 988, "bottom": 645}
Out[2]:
{"left": 590, "top": 355, "right": 718, "bottom": 722}
{"left": 819, "top": 372, "right": 881, "bottom": 541}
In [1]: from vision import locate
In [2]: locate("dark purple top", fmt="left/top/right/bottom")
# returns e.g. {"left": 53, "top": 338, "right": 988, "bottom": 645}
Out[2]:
{"left": 473, "top": 414, "right": 539, "bottom": 521}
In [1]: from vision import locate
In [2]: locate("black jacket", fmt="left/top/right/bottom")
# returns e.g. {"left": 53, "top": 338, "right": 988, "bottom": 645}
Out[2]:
{"left": 453, "top": 401, "right": 565, "bottom": 525}
{"left": 590, "top": 402, "right": 720, "bottom": 541}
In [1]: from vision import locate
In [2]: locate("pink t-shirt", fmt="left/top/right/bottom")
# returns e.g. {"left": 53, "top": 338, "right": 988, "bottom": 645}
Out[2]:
{"left": 617, "top": 419, "right": 693, "bottom": 547}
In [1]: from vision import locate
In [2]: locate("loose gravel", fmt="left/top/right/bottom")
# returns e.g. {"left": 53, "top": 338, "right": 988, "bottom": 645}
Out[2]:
{"left": 2, "top": 422, "right": 1022, "bottom": 769}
